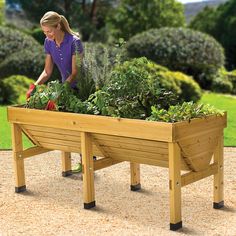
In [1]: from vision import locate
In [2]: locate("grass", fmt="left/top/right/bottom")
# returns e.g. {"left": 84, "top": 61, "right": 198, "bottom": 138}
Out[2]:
{"left": 200, "top": 92, "right": 236, "bottom": 146}
{"left": 0, "top": 106, "right": 32, "bottom": 149}
{"left": 0, "top": 92, "right": 235, "bottom": 149}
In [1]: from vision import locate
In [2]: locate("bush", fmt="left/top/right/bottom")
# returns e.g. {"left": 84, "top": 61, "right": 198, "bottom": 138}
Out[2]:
{"left": 126, "top": 27, "right": 225, "bottom": 89}
{"left": 227, "top": 70, "right": 236, "bottom": 94}
{"left": 159, "top": 71, "right": 202, "bottom": 102}
{"left": 211, "top": 68, "right": 236, "bottom": 94}
{"left": 0, "top": 26, "right": 41, "bottom": 63}
{"left": 29, "top": 27, "right": 45, "bottom": 45}
{"left": 0, "top": 48, "right": 44, "bottom": 80}
{"left": 93, "top": 57, "right": 201, "bottom": 119}
{"left": 0, "top": 75, "right": 34, "bottom": 104}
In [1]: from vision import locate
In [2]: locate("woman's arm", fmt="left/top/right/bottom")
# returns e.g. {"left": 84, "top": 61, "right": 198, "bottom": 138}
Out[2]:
{"left": 65, "top": 54, "right": 83, "bottom": 84}
{"left": 35, "top": 54, "right": 54, "bottom": 85}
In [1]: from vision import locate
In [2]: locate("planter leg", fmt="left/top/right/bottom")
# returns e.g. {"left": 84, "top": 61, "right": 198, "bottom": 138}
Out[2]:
{"left": 61, "top": 151, "right": 72, "bottom": 177}
{"left": 213, "top": 134, "right": 224, "bottom": 209}
{"left": 168, "top": 143, "right": 182, "bottom": 231}
{"left": 81, "top": 132, "right": 95, "bottom": 209}
{"left": 130, "top": 162, "right": 141, "bottom": 191}
{"left": 12, "top": 124, "right": 26, "bottom": 193}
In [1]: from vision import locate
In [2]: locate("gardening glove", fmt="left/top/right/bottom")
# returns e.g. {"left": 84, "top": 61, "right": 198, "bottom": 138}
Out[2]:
{"left": 45, "top": 100, "right": 57, "bottom": 110}
{"left": 26, "top": 84, "right": 36, "bottom": 99}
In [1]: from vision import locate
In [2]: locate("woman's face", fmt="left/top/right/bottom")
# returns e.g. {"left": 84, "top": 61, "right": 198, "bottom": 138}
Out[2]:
{"left": 41, "top": 25, "right": 59, "bottom": 40}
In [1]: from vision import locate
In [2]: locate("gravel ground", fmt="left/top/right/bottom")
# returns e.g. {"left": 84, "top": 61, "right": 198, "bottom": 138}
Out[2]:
{"left": 0, "top": 148, "right": 235, "bottom": 236}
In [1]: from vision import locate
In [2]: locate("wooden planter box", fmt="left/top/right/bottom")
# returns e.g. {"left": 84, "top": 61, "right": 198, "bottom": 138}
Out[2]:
{"left": 7, "top": 106, "right": 227, "bottom": 230}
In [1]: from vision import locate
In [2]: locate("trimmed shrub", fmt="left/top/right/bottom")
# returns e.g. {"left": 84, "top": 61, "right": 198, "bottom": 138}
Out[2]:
{"left": 0, "top": 48, "right": 44, "bottom": 80}
{"left": 159, "top": 71, "right": 202, "bottom": 102}
{"left": 0, "top": 26, "right": 41, "bottom": 63}
{"left": 0, "top": 75, "right": 34, "bottom": 104}
{"left": 212, "top": 68, "right": 236, "bottom": 94}
{"left": 29, "top": 27, "right": 45, "bottom": 45}
{"left": 126, "top": 27, "right": 225, "bottom": 89}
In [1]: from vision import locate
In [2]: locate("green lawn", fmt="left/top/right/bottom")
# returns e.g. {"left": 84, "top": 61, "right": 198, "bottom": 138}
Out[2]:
{"left": 0, "top": 106, "right": 32, "bottom": 149}
{"left": 200, "top": 92, "right": 236, "bottom": 146}
{"left": 0, "top": 92, "right": 235, "bottom": 149}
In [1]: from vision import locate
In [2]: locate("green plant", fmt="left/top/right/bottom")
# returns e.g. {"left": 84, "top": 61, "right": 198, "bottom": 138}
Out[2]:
{"left": 75, "top": 41, "right": 127, "bottom": 101}
{"left": 0, "top": 26, "right": 41, "bottom": 64}
{"left": 93, "top": 57, "right": 179, "bottom": 119}
{"left": 147, "top": 101, "right": 224, "bottom": 123}
{"left": 126, "top": 27, "right": 225, "bottom": 89}
{"left": 211, "top": 68, "right": 236, "bottom": 94}
{"left": 27, "top": 81, "right": 98, "bottom": 114}
{"left": 0, "top": 75, "right": 34, "bottom": 104}
{"left": 28, "top": 27, "right": 45, "bottom": 45}
{"left": 0, "top": 48, "right": 44, "bottom": 80}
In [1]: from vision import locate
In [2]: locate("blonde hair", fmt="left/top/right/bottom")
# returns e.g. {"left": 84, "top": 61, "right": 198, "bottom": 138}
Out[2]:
{"left": 40, "top": 11, "right": 80, "bottom": 38}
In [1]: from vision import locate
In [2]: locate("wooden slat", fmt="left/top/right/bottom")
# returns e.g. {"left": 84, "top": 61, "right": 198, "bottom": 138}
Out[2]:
{"left": 178, "top": 129, "right": 220, "bottom": 147}
{"left": 93, "top": 158, "right": 122, "bottom": 171}
{"left": 29, "top": 130, "right": 81, "bottom": 142}
{"left": 183, "top": 151, "right": 214, "bottom": 171}
{"left": 181, "top": 163, "right": 218, "bottom": 187}
{"left": 92, "top": 134, "right": 168, "bottom": 148}
{"left": 17, "top": 146, "right": 50, "bottom": 159}
{"left": 173, "top": 114, "right": 226, "bottom": 141}
{"left": 106, "top": 150, "right": 169, "bottom": 167}
{"left": 23, "top": 124, "right": 81, "bottom": 136}
{"left": 96, "top": 139, "right": 168, "bottom": 155}
{"left": 8, "top": 107, "right": 174, "bottom": 142}
{"left": 38, "top": 142, "right": 81, "bottom": 153}
{"left": 103, "top": 146, "right": 168, "bottom": 162}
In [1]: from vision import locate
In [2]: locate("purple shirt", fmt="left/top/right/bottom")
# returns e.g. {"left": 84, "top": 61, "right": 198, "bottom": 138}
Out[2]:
{"left": 44, "top": 32, "right": 83, "bottom": 88}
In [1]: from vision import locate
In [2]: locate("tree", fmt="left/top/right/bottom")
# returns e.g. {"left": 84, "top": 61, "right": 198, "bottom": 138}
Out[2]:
{"left": 190, "top": 0, "right": 236, "bottom": 69}
{"left": 10, "top": 0, "right": 116, "bottom": 41}
{"left": 107, "top": 0, "right": 185, "bottom": 40}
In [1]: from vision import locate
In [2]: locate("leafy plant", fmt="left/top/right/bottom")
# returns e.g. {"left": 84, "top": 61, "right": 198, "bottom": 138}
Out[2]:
{"left": 27, "top": 81, "right": 98, "bottom": 114}
{"left": 147, "top": 102, "right": 224, "bottom": 123}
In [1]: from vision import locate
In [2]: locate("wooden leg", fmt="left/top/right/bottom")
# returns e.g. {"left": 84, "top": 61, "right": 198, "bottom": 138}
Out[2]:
{"left": 130, "top": 162, "right": 141, "bottom": 191}
{"left": 213, "top": 134, "right": 224, "bottom": 209}
{"left": 81, "top": 132, "right": 95, "bottom": 209}
{"left": 61, "top": 151, "right": 72, "bottom": 177}
{"left": 168, "top": 143, "right": 182, "bottom": 231}
{"left": 11, "top": 124, "right": 26, "bottom": 193}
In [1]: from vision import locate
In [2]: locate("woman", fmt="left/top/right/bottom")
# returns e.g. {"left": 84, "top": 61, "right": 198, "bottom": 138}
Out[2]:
{"left": 27, "top": 11, "right": 83, "bottom": 97}
{"left": 27, "top": 11, "right": 84, "bottom": 172}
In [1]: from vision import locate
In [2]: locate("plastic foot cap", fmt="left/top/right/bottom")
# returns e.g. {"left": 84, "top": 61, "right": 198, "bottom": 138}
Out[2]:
{"left": 84, "top": 201, "right": 96, "bottom": 209}
{"left": 170, "top": 221, "right": 182, "bottom": 231}
{"left": 15, "top": 185, "right": 26, "bottom": 193}
{"left": 213, "top": 201, "right": 224, "bottom": 209}
{"left": 131, "top": 184, "right": 141, "bottom": 191}
{"left": 62, "top": 170, "right": 72, "bottom": 177}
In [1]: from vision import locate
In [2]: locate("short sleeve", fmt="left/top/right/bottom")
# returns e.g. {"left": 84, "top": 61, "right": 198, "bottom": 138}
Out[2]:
{"left": 44, "top": 38, "right": 51, "bottom": 54}
{"left": 72, "top": 38, "right": 83, "bottom": 55}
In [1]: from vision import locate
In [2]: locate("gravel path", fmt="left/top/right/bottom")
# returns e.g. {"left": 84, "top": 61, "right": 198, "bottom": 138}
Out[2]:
{"left": 0, "top": 148, "right": 235, "bottom": 236}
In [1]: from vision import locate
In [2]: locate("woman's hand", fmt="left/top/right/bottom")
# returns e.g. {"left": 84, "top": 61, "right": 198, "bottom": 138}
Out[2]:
{"left": 26, "top": 84, "right": 36, "bottom": 99}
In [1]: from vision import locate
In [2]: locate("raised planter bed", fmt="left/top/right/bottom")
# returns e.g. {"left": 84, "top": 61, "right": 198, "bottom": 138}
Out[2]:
{"left": 7, "top": 106, "right": 227, "bottom": 230}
